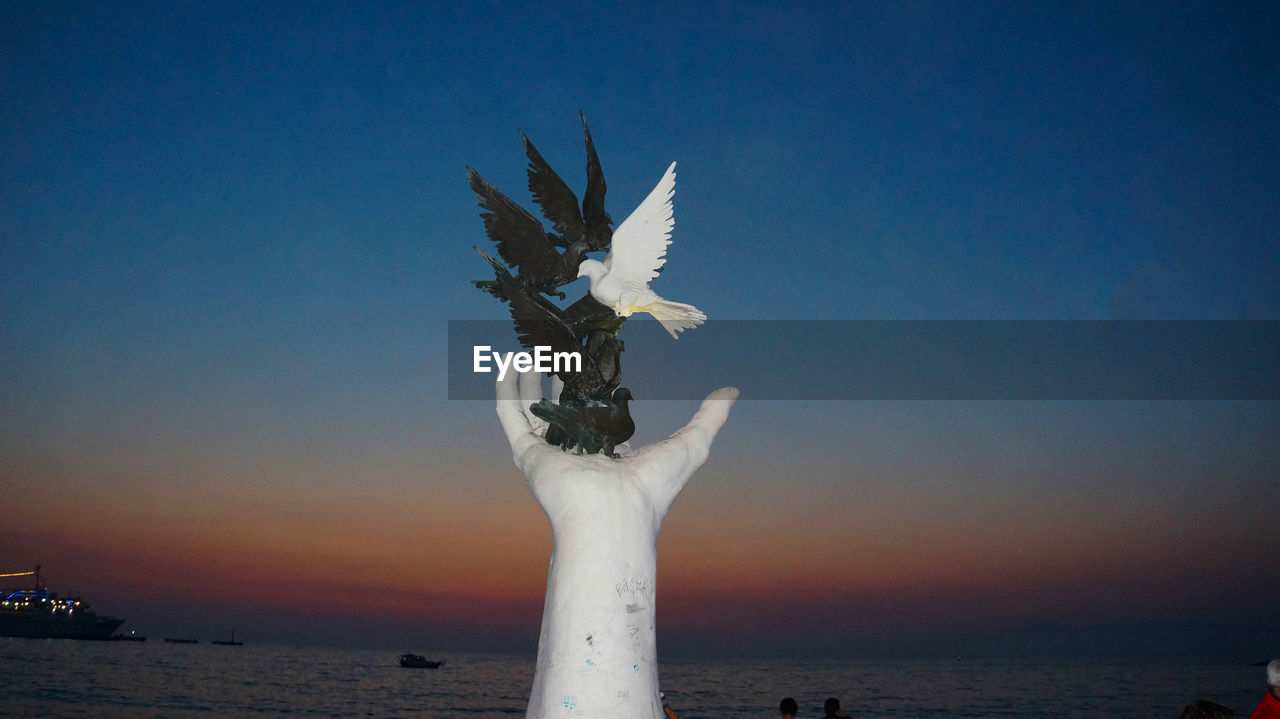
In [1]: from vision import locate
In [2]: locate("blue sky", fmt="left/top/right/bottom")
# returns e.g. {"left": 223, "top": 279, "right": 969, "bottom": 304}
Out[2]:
{"left": 1, "top": 1, "right": 1277, "bottom": 656}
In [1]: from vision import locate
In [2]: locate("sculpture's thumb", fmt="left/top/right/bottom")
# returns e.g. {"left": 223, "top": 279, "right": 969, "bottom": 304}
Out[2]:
{"left": 636, "top": 386, "right": 739, "bottom": 515}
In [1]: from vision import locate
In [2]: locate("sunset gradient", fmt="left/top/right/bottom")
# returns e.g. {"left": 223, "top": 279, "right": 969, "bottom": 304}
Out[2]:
{"left": 2, "top": 1, "right": 1277, "bottom": 657}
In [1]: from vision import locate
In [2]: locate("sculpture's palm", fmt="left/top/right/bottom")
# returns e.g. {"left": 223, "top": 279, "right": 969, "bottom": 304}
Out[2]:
{"left": 496, "top": 370, "right": 737, "bottom": 719}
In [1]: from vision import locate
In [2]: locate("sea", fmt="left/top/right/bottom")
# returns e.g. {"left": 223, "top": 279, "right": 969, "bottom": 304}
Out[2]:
{"left": 0, "top": 639, "right": 1265, "bottom": 718}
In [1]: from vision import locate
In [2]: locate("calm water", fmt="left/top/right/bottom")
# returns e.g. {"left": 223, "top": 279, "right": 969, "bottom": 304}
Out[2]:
{"left": 0, "top": 639, "right": 1263, "bottom": 718}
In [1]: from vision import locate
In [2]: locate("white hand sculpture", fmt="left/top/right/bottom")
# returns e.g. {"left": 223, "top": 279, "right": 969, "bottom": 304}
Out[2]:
{"left": 496, "top": 369, "right": 738, "bottom": 719}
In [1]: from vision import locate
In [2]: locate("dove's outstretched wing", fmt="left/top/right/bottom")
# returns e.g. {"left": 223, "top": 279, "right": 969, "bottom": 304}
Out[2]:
{"left": 606, "top": 162, "right": 677, "bottom": 301}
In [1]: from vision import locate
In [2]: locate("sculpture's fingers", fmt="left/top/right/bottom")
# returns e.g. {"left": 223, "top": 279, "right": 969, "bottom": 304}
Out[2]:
{"left": 518, "top": 369, "right": 544, "bottom": 408}
{"left": 495, "top": 372, "right": 538, "bottom": 456}
{"left": 518, "top": 369, "right": 550, "bottom": 436}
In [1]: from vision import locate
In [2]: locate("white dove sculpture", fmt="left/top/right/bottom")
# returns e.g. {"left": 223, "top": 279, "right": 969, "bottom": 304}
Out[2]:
{"left": 576, "top": 161, "right": 706, "bottom": 338}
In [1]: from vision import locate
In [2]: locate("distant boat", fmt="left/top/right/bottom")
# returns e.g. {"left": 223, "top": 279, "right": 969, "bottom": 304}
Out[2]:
{"left": 399, "top": 653, "right": 445, "bottom": 669}
{"left": 211, "top": 630, "right": 243, "bottom": 646}
{"left": 0, "top": 565, "right": 124, "bottom": 640}
{"left": 110, "top": 630, "right": 146, "bottom": 642}
{"left": 163, "top": 638, "right": 199, "bottom": 644}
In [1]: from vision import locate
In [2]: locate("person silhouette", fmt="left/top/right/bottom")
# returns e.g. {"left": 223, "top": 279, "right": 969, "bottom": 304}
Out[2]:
{"left": 820, "top": 697, "right": 848, "bottom": 718}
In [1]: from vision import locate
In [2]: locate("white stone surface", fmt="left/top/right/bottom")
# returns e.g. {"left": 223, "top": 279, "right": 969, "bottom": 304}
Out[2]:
{"left": 496, "top": 370, "right": 737, "bottom": 719}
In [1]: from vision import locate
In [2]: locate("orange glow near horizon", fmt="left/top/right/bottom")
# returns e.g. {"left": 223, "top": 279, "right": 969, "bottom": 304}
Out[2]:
{"left": 6, "top": 437, "right": 1277, "bottom": 648}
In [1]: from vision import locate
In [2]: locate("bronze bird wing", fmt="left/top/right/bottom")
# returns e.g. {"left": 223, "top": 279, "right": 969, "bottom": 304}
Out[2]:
{"left": 580, "top": 112, "right": 613, "bottom": 251}
{"left": 467, "top": 168, "right": 560, "bottom": 284}
{"left": 522, "top": 131, "right": 585, "bottom": 247}
{"left": 476, "top": 249, "right": 578, "bottom": 356}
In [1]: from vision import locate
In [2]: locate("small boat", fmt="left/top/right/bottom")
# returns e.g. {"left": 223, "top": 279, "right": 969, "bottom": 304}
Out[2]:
{"left": 211, "top": 630, "right": 242, "bottom": 646}
{"left": 399, "top": 653, "right": 445, "bottom": 669}
{"left": 163, "top": 637, "right": 199, "bottom": 644}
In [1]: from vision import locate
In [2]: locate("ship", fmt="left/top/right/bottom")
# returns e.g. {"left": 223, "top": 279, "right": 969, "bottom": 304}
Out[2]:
{"left": 0, "top": 566, "right": 125, "bottom": 639}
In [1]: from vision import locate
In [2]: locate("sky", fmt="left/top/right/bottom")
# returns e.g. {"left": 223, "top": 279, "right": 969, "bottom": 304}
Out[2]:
{"left": 1, "top": 1, "right": 1277, "bottom": 658}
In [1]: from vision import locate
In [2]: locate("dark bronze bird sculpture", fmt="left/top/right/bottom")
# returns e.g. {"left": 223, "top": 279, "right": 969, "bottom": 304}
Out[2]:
{"left": 522, "top": 111, "right": 613, "bottom": 252}
{"left": 475, "top": 248, "right": 625, "bottom": 404}
{"left": 468, "top": 169, "right": 585, "bottom": 301}
{"left": 470, "top": 113, "right": 613, "bottom": 301}
{"left": 531, "top": 387, "right": 635, "bottom": 457}
{"left": 471, "top": 115, "right": 639, "bottom": 456}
